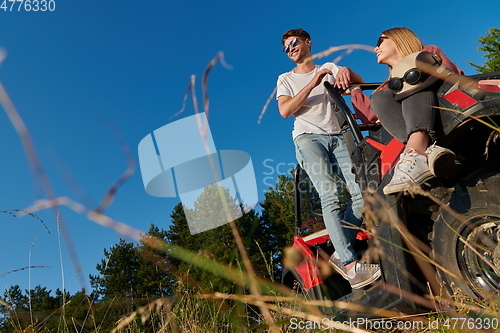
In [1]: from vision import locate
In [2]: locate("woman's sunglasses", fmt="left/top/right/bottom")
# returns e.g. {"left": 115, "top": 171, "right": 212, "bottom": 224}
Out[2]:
{"left": 376, "top": 36, "right": 389, "bottom": 47}
{"left": 389, "top": 68, "right": 428, "bottom": 92}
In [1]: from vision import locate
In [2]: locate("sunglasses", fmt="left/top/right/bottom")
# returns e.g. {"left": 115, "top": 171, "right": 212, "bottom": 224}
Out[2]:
{"left": 283, "top": 38, "right": 306, "bottom": 53}
{"left": 388, "top": 68, "right": 428, "bottom": 92}
{"left": 376, "top": 36, "right": 389, "bottom": 47}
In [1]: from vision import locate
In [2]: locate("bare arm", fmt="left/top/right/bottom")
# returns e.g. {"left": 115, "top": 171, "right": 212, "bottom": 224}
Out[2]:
{"left": 334, "top": 67, "right": 364, "bottom": 90}
{"left": 278, "top": 68, "right": 333, "bottom": 118}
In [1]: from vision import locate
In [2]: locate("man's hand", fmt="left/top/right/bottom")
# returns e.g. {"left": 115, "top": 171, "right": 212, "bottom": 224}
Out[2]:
{"left": 278, "top": 68, "right": 332, "bottom": 118}
{"left": 334, "top": 67, "right": 351, "bottom": 90}
{"left": 308, "top": 68, "right": 333, "bottom": 89}
{"left": 279, "top": 68, "right": 332, "bottom": 118}
{"left": 334, "top": 67, "right": 364, "bottom": 90}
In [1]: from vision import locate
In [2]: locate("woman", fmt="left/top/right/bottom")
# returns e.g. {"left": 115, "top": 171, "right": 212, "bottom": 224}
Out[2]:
{"left": 351, "top": 27, "right": 464, "bottom": 195}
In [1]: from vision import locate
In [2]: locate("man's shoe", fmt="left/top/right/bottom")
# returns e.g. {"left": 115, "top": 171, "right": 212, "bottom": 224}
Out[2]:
{"left": 383, "top": 152, "right": 434, "bottom": 195}
{"left": 328, "top": 251, "right": 345, "bottom": 277}
{"left": 328, "top": 253, "right": 381, "bottom": 289}
{"left": 425, "top": 144, "right": 461, "bottom": 178}
{"left": 346, "top": 262, "right": 381, "bottom": 289}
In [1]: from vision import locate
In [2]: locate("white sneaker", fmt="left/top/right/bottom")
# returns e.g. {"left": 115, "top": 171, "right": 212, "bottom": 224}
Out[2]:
{"left": 425, "top": 144, "right": 461, "bottom": 178}
{"left": 328, "top": 251, "right": 343, "bottom": 275}
{"left": 346, "top": 262, "right": 381, "bottom": 289}
{"left": 328, "top": 253, "right": 381, "bottom": 289}
{"left": 383, "top": 152, "right": 434, "bottom": 195}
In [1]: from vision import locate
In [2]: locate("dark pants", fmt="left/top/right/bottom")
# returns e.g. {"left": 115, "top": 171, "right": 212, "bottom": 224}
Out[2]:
{"left": 371, "top": 89, "right": 437, "bottom": 143}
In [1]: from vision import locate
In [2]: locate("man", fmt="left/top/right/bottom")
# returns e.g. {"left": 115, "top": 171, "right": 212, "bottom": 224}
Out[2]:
{"left": 276, "top": 28, "right": 380, "bottom": 289}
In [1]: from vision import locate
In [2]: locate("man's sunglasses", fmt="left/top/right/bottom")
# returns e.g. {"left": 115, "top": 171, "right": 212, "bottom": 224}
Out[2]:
{"left": 283, "top": 38, "right": 306, "bottom": 53}
{"left": 376, "top": 36, "right": 389, "bottom": 47}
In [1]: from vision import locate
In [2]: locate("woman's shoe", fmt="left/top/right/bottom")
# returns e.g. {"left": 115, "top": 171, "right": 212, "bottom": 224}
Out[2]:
{"left": 425, "top": 144, "right": 461, "bottom": 178}
{"left": 383, "top": 152, "right": 434, "bottom": 195}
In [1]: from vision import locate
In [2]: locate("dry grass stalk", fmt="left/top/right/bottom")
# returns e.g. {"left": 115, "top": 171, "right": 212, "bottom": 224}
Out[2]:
{"left": 227, "top": 221, "right": 280, "bottom": 332}
{"left": 198, "top": 293, "right": 371, "bottom": 333}
{"left": 93, "top": 120, "right": 135, "bottom": 215}
{"left": 112, "top": 297, "right": 174, "bottom": 333}
{"left": 0, "top": 82, "right": 87, "bottom": 289}
{"left": 195, "top": 291, "right": 436, "bottom": 332}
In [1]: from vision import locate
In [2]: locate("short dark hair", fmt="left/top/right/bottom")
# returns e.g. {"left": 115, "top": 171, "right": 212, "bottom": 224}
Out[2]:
{"left": 282, "top": 28, "right": 311, "bottom": 45}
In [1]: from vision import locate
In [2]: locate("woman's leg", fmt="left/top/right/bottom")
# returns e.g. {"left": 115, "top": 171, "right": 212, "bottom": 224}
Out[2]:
{"left": 372, "top": 90, "right": 437, "bottom": 194}
{"left": 370, "top": 89, "right": 407, "bottom": 143}
{"left": 400, "top": 90, "right": 458, "bottom": 177}
{"left": 372, "top": 89, "right": 437, "bottom": 150}
{"left": 405, "top": 131, "right": 430, "bottom": 155}
{"left": 400, "top": 90, "right": 436, "bottom": 155}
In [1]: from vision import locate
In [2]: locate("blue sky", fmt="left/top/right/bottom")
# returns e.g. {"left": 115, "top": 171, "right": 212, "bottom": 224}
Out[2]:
{"left": 0, "top": 0, "right": 499, "bottom": 296}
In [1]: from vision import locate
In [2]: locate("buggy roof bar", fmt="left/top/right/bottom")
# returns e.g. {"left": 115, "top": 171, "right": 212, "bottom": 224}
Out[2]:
{"left": 349, "top": 83, "right": 383, "bottom": 91}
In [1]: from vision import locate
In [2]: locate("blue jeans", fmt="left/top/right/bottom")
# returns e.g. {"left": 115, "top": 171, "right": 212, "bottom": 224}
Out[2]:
{"left": 294, "top": 133, "right": 364, "bottom": 265}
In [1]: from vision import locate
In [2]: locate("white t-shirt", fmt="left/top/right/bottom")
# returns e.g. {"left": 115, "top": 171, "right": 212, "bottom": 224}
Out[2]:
{"left": 277, "top": 63, "right": 342, "bottom": 139}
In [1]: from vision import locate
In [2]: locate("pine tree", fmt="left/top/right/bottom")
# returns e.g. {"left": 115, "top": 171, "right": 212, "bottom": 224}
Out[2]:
{"left": 90, "top": 226, "right": 178, "bottom": 300}
{"left": 164, "top": 185, "right": 242, "bottom": 293}
{"left": 469, "top": 27, "right": 500, "bottom": 73}
{"left": 89, "top": 239, "right": 142, "bottom": 300}
{"left": 0, "top": 286, "right": 68, "bottom": 332}
{"left": 2, "top": 285, "right": 28, "bottom": 310}
{"left": 164, "top": 184, "right": 279, "bottom": 292}
{"left": 27, "top": 286, "right": 58, "bottom": 313}
{"left": 259, "top": 173, "right": 301, "bottom": 278}
{"left": 0, "top": 285, "right": 29, "bottom": 330}
{"left": 136, "top": 224, "right": 176, "bottom": 297}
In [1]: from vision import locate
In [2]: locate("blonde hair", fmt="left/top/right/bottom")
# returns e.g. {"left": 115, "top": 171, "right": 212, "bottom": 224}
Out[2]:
{"left": 383, "top": 27, "right": 424, "bottom": 57}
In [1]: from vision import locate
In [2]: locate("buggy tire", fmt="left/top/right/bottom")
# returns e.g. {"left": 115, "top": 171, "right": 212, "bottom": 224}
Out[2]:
{"left": 431, "top": 169, "right": 500, "bottom": 300}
